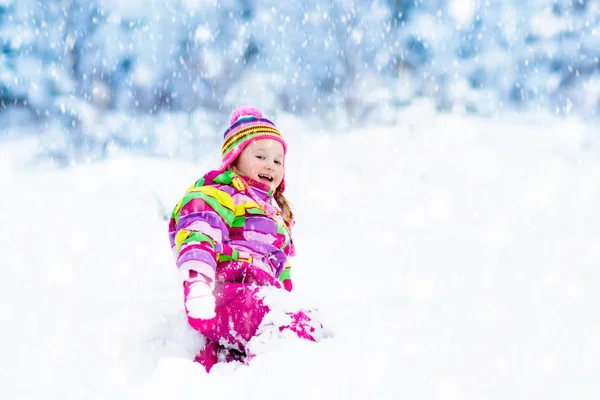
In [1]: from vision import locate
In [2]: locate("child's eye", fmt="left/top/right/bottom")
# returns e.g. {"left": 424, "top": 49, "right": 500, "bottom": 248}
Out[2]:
{"left": 256, "top": 155, "right": 265, "bottom": 160}
{"left": 274, "top": 160, "right": 282, "bottom": 165}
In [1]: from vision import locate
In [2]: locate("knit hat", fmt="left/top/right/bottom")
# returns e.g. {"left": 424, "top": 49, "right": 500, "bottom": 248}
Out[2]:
{"left": 219, "top": 106, "right": 287, "bottom": 192}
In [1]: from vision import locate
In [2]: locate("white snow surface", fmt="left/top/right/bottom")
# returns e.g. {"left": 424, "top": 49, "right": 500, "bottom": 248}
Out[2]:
{"left": 2, "top": 106, "right": 600, "bottom": 399}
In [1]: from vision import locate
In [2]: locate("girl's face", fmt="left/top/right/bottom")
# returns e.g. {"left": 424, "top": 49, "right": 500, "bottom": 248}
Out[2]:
{"left": 234, "top": 139, "right": 285, "bottom": 190}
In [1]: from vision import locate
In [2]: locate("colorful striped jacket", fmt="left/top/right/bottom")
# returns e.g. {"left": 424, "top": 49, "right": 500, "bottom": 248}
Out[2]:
{"left": 168, "top": 170, "right": 293, "bottom": 292}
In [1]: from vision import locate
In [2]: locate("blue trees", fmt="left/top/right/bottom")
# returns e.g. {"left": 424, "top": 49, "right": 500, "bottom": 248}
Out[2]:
{"left": 0, "top": 0, "right": 598, "bottom": 162}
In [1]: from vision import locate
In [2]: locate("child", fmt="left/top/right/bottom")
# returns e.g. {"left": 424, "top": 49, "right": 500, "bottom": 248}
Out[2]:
{"left": 168, "top": 106, "right": 327, "bottom": 372}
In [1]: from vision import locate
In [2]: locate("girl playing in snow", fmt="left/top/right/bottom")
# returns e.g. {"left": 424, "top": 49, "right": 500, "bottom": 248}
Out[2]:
{"left": 168, "top": 106, "right": 327, "bottom": 371}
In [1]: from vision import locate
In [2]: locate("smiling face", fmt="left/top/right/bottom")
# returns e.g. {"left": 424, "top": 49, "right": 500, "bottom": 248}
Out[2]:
{"left": 233, "top": 139, "right": 285, "bottom": 190}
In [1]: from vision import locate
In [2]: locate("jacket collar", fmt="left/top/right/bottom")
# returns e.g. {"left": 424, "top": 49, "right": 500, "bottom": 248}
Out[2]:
{"left": 238, "top": 175, "right": 274, "bottom": 201}
{"left": 203, "top": 170, "right": 274, "bottom": 201}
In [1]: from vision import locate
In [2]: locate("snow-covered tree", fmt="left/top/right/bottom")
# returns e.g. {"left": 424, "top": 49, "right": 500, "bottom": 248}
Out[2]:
{"left": 1, "top": 0, "right": 599, "bottom": 162}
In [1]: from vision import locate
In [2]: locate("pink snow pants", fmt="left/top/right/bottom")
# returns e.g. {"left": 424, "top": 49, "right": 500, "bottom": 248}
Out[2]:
{"left": 188, "top": 264, "right": 321, "bottom": 371}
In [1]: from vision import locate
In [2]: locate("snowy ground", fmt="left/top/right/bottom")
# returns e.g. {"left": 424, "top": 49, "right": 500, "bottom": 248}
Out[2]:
{"left": 2, "top": 104, "right": 600, "bottom": 399}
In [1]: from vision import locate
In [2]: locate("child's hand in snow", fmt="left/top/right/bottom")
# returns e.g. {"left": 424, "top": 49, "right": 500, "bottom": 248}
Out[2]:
{"left": 185, "top": 273, "right": 216, "bottom": 320}
{"left": 186, "top": 292, "right": 216, "bottom": 320}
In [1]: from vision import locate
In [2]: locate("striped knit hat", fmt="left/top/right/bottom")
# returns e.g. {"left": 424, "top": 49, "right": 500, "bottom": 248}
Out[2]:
{"left": 219, "top": 106, "right": 287, "bottom": 192}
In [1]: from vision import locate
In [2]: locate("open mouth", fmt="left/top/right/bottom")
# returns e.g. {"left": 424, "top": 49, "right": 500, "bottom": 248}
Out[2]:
{"left": 258, "top": 174, "right": 273, "bottom": 182}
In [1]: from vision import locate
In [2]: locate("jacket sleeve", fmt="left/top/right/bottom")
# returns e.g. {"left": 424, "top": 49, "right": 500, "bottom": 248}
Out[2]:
{"left": 168, "top": 183, "right": 236, "bottom": 286}
{"left": 278, "top": 234, "right": 295, "bottom": 291}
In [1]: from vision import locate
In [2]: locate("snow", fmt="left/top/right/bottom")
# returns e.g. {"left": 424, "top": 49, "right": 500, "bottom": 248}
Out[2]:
{"left": 448, "top": 0, "right": 477, "bottom": 27}
{"left": 2, "top": 105, "right": 600, "bottom": 399}
{"left": 185, "top": 283, "right": 216, "bottom": 320}
{"left": 531, "top": 8, "right": 565, "bottom": 39}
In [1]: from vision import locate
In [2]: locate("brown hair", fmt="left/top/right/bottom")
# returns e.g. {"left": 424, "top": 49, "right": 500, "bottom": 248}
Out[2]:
{"left": 275, "top": 189, "right": 294, "bottom": 225}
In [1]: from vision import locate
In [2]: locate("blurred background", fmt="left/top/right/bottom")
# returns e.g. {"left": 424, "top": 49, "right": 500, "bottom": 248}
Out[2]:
{"left": 2, "top": 3, "right": 600, "bottom": 398}
{"left": 0, "top": 0, "right": 598, "bottom": 164}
